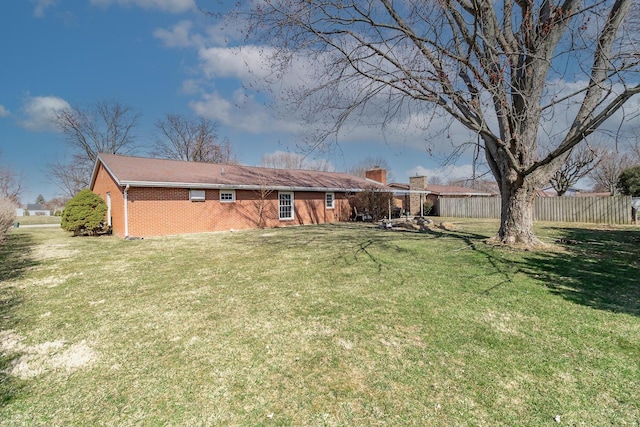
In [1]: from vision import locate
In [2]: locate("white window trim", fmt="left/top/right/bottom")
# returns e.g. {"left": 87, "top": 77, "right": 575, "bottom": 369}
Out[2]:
{"left": 325, "top": 192, "right": 335, "bottom": 209}
{"left": 219, "top": 189, "right": 236, "bottom": 202}
{"left": 278, "top": 191, "right": 294, "bottom": 221}
{"left": 190, "top": 189, "right": 206, "bottom": 202}
{"left": 106, "top": 192, "right": 112, "bottom": 226}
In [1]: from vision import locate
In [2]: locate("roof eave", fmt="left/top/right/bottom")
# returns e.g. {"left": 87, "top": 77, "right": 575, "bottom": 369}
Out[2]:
{"left": 117, "top": 180, "right": 374, "bottom": 193}
{"left": 90, "top": 154, "right": 122, "bottom": 190}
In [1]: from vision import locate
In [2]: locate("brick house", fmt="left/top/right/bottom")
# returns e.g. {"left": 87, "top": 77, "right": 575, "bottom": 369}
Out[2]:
{"left": 90, "top": 153, "right": 388, "bottom": 238}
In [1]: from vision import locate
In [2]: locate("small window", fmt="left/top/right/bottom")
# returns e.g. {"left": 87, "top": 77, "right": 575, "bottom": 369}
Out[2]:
{"left": 279, "top": 192, "right": 294, "bottom": 220}
{"left": 220, "top": 190, "right": 236, "bottom": 202}
{"left": 190, "top": 189, "right": 205, "bottom": 201}
{"left": 325, "top": 192, "right": 335, "bottom": 209}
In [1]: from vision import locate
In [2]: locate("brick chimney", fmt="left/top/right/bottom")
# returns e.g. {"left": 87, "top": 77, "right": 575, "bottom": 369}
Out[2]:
{"left": 409, "top": 175, "right": 428, "bottom": 216}
{"left": 365, "top": 167, "right": 386, "bottom": 185}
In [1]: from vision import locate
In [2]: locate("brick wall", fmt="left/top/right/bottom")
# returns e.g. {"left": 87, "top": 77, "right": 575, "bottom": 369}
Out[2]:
{"left": 126, "top": 188, "right": 349, "bottom": 237}
{"left": 92, "top": 169, "right": 351, "bottom": 237}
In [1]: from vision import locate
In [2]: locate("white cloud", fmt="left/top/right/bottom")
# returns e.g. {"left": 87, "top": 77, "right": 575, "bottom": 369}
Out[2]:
{"left": 153, "top": 15, "right": 245, "bottom": 50}
{"left": 154, "top": 18, "right": 316, "bottom": 135}
{"left": 156, "top": 8, "right": 640, "bottom": 168}
{"left": 19, "top": 96, "right": 70, "bottom": 132}
{"left": 189, "top": 89, "right": 300, "bottom": 135}
{"left": 90, "top": 0, "right": 195, "bottom": 13}
{"left": 189, "top": 91, "right": 234, "bottom": 125}
{"left": 0, "top": 105, "right": 10, "bottom": 118}
{"left": 153, "top": 20, "right": 193, "bottom": 47}
{"left": 31, "top": 0, "right": 55, "bottom": 18}
{"left": 198, "top": 45, "right": 274, "bottom": 82}
{"left": 179, "top": 79, "right": 201, "bottom": 95}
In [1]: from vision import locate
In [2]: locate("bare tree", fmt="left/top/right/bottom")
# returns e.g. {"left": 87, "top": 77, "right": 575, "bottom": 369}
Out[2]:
{"left": 230, "top": 0, "right": 640, "bottom": 247}
{"left": 589, "top": 149, "right": 635, "bottom": 194}
{"left": 549, "top": 146, "right": 601, "bottom": 196}
{"left": 251, "top": 172, "right": 276, "bottom": 228}
{"left": 0, "top": 164, "right": 25, "bottom": 205}
{"left": 348, "top": 187, "right": 394, "bottom": 221}
{"left": 54, "top": 100, "right": 140, "bottom": 163}
{"left": 428, "top": 176, "right": 445, "bottom": 186}
{"left": 261, "top": 151, "right": 333, "bottom": 171}
{"left": 49, "top": 157, "right": 94, "bottom": 198}
{"left": 0, "top": 197, "right": 17, "bottom": 243}
{"left": 51, "top": 100, "right": 140, "bottom": 194}
{"left": 631, "top": 134, "right": 640, "bottom": 163}
{"left": 43, "top": 196, "right": 69, "bottom": 213}
{"left": 153, "top": 114, "right": 234, "bottom": 163}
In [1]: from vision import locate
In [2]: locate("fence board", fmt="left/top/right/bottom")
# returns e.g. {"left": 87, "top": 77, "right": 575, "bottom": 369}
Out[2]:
{"left": 438, "top": 195, "right": 632, "bottom": 224}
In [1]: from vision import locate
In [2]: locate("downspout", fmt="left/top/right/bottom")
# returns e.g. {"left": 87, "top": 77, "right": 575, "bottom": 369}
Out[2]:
{"left": 123, "top": 184, "right": 130, "bottom": 238}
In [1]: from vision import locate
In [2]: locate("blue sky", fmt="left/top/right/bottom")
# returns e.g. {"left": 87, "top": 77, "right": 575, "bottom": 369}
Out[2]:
{"left": 3, "top": 1, "right": 637, "bottom": 204}
{"left": 0, "top": 0, "right": 480, "bottom": 204}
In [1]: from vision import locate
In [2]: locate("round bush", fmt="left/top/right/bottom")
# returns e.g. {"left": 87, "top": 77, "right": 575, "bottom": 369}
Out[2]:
{"left": 61, "top": 189, "right": 109, "bottom": 236}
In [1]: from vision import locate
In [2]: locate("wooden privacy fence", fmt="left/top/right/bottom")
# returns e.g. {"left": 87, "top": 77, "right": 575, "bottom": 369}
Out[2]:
{"left": 438, "top": 195, "right": 632, "bottom": 225}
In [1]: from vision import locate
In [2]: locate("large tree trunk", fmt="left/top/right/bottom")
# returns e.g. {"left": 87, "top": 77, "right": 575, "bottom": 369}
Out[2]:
{"left": 495, "top": 184, "right": 539, "bottom": 246}
{"left": 485, "top": 140, "right": 549, "bottom": 248}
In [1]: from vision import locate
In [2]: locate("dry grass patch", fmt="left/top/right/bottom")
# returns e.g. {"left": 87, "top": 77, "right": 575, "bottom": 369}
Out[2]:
{"left": 1, "top": 331, "right": 97, "bottom": 379}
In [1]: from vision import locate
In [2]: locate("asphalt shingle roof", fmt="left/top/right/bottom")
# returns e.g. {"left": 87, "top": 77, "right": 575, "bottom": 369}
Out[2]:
{"left": 92, "top": 153, "right": 387, "bottom": 192}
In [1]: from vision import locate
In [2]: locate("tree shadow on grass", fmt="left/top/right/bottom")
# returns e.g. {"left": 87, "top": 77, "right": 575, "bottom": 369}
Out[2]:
{"left": 0, "top": 232, "right": 39, "bottom": 282}
{"left": 399, "top": 223, "right": 640, "bottom": 317}
{"left": 247, "top": 222, "right": 640, "bottom": 316}
{"left": 517, "top": 227, "right": 640, "bottom": 317}
{"left": 0, "top": 232, "right": 40, "bottom": 406}
{"left": 330, "top": 223, "right": 494, "bottom": 287}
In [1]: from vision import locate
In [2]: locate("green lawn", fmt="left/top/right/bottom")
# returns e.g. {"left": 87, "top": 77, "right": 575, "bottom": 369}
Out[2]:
{"left": 1, "top": 220, "right": 639, "bottom": 426}
{"left": 14, "top": 215, "right": 61, "bottom": 226}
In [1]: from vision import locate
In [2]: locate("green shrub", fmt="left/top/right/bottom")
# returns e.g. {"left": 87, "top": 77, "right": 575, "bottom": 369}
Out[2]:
{"left": 61, "top": 189, "right": 109, "bottom": 236}
{"left": 617, "top": 166, "right": 640, "bottom": 197}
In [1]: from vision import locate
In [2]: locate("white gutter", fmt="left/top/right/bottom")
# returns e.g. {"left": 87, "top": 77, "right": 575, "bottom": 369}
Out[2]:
{"left": 123, "top": 184, "right": 130, "bottom": 238}
{"left": 389, "top": 190, "right": 432, "bottom": 194}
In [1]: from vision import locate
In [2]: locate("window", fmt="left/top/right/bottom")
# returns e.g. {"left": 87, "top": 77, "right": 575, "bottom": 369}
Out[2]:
{"left": 220, "top": 190, "right": 236, "bottom": 202}
{"left": 279, "top": 192, "right": 294, "bottom": 220}
{"left": 325, "top": 192, "right": 335, "bottom": 209}
{"left": 190, "top": 189, "right": 205, "bottom": 201}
